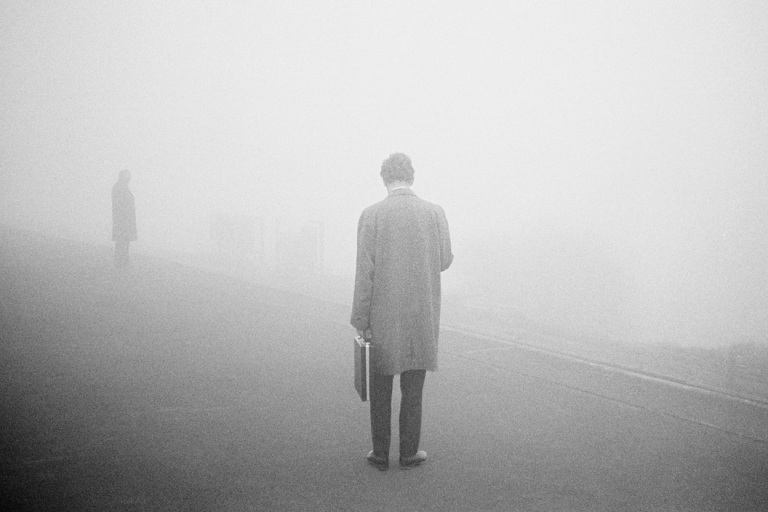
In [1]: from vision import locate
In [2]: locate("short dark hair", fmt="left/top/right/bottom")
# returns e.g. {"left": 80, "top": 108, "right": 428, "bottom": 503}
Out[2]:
{"left": 380, "top": 153, "right": 414, "bottom": 184}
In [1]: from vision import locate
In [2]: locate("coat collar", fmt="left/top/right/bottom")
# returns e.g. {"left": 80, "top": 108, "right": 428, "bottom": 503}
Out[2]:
{"left": 387, "top": 188, "right": 416, "bottom": 198}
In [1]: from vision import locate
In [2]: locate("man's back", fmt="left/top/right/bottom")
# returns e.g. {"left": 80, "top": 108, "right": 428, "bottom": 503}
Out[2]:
{"left": 351, "top": 188, "right": 452, "bottom": 374}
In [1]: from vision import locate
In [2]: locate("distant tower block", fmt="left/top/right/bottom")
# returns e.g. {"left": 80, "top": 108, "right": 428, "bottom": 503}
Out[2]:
{"left": 210, "top": 214, "right": 262, "bottom": 263}
{"left": 276, "top": 219, "right": 324, "bottom": 272}
{"left": 301, "top": 220, "right": 324, "bottom": 271}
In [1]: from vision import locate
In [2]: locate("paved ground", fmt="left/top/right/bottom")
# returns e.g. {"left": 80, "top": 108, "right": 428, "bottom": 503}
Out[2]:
{"left": 2, "top": 227, "right": 767, "bottom": 511}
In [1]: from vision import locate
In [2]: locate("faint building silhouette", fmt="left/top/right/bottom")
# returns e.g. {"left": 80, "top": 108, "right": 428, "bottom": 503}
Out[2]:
{"left": 111, "top": 169, "right": 137, "bottom": 268}
{"left": 209, "top": 213, "right": 262, "bottom": 274}
{"left": 276, "top": 219, "right": 324, "bottom": 273}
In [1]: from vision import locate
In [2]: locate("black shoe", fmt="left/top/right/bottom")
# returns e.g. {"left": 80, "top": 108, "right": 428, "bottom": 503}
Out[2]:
{"left": 367, "top": 451, "right": 389, "bottom": 471}
{"left": 399, "top": 450, "right": 427, "bottom": 469}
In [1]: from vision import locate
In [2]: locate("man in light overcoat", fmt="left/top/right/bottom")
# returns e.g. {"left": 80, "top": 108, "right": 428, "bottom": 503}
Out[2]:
{"left": 351, "top": 153, "right": 453, "bottom": 470}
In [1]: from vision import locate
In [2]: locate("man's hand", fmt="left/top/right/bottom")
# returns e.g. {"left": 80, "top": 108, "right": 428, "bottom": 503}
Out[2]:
{"left": 357, "top": 328, "right": 372, "bottom": 340}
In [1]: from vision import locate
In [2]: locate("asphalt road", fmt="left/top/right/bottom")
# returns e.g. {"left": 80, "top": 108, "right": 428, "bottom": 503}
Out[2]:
{"left": 2, "top": 227, "right": 767, "bottom": 511}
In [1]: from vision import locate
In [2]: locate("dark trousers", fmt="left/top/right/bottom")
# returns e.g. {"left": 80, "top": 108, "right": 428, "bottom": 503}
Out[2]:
{"left": 370, "top": 369, "right": 427, "bottom": 459}
{"left": 114, "top": 240, "right": 130, "bottom": 268}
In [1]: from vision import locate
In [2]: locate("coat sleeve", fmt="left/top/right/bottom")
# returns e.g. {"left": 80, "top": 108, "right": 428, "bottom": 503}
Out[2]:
{"left": 436, "top": 206, "right": 453, "bottom": 272}
{"left": 350, "top": 210, "right": 375, "bottom": 331}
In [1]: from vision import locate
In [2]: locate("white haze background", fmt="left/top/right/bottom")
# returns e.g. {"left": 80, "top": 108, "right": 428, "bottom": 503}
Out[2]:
{"left": 1, "top": 0, "right": 767, "bottom": 347}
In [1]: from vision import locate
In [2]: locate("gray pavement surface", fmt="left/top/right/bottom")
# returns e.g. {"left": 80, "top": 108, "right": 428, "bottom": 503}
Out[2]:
{"left": 2, "top": 227, "right": 767, "bottom": 511}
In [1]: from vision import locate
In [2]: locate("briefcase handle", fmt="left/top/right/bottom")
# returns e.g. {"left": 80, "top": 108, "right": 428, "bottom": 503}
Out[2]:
{"left": 355, "top": 335, "right": 372, "bottom": 345}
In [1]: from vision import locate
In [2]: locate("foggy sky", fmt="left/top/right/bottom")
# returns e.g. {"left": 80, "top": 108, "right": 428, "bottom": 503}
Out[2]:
{"left": 1, "top": 1, "right": 767, "bottom": 347}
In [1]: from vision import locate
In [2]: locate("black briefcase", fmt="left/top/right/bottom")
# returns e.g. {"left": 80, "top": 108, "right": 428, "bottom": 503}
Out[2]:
{"left": 354, "top": 336, "right": 372, "bottom": 402}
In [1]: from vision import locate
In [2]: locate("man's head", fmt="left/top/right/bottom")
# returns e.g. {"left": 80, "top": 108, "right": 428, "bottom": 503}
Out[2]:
{"left": 118, "top": 169, "right": 131, "bottom": 183}
{"left": 380, "top": 153, "right": 414, "bottom": 185}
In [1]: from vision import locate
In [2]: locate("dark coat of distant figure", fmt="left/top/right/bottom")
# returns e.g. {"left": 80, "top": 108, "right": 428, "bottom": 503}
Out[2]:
{"left": 112, "top": 169, "right": 136, "bottom": 267}
{"left": 351, "top": 189, "right": 453, "bottom": 374}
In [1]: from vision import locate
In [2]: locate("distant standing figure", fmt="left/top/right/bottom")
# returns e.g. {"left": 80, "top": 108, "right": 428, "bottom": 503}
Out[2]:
{"left": 111, "top": 169, "right": 137, "bottom": 268}
{"left": 351, "top": 153, "right": 453, "bottom": 471}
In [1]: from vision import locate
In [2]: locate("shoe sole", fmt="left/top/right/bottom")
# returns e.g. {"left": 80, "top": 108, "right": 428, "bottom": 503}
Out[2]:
{"left": 367, "top": 454, "right": 389, "bottom": 471}
{"left": 367, "top": 460, "right": 388, "bottom": 471}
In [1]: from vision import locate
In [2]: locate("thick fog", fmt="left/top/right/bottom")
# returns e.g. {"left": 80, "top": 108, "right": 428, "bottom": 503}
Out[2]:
{"left": 2, "top": 1, "right": 767, "bottom": 347}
